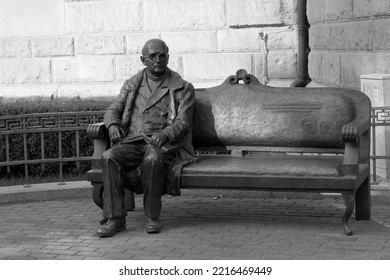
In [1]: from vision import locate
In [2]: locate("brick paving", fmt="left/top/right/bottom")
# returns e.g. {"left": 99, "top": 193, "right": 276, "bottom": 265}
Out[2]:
{"left": 1, "top": 192, "right": 390, "bottom": 260}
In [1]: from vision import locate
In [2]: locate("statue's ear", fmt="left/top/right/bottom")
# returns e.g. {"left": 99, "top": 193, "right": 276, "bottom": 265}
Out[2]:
{"left": 140, "top": 56, "right": 146, "bottom": 65}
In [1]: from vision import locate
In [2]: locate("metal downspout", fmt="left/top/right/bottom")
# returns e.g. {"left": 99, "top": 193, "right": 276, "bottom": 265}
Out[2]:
{"left": 290, "top": 0, "right": 311, "bottom": 87}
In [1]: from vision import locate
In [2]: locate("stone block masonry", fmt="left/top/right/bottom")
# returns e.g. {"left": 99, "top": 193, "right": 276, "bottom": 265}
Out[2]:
{"left": 0, "top": 59, "right": 51, "bottom": 84}
{"left": 33, "top": 37, "right": 75, "bottom": 57}
{"left": 144, "top": 0, "right": 226, "bottom": 31}
{"left": 308, "top": 0, "right": 390, "bottom": 89}
{"left": 183, "top": 53, "right": 253, "bottom": 82}
{"left": 52, "top": 57, "right": 115, "bottom": 83}
{"left": 162, "top": 31, "right": 217, "bottom": 54}
{"left": 0, "top": 39, "right": 31, "bottom": 58}
{"left": 65, "top": 0, "right": 143, "bottom": 33}
{"left": 374, "top": 18, "right": 390, "bottom": 50}
{"left": 0, "top": 0, "right": 66, "bottom": 37}
{"left": 75, "top": 35, "right": 125, "bottom": 55}
{"left": 0, "top": 0, "right": 299, "bottom": 99}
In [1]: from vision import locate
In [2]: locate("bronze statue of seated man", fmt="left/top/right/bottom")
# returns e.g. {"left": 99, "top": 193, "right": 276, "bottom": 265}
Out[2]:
{"left": 97, "top": 39, "right": 196, "bottom": 237}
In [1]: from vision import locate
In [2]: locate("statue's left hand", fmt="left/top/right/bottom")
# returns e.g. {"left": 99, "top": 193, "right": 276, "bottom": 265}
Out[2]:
{"left": 150, "top": 133, "right": 169, "bottom": 148}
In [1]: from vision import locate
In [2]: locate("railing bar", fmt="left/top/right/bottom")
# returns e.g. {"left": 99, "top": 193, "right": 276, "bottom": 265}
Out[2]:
{"left": 370, "top": 156, "right": 390, "bottom": 159}
{"left": 0, "top": 126, "right": 94, "bottom": 135}
{"left": 370, "top": 123, "right": 390, "bottom": 126}
{"left": 372, "top": 106, "right": 390, "bottom": 110}
{"left": 0, "top": 157, "right": 92, "bottom": 167}
{"left": 372, "top": 112, "right": 377, "bottom": 183}
{"left": 41, "top": 132, "right": 45, "bottom": 173}
{"left": 5, "top": 134, "right": 10, "bottom": 173}
{"left": 76, "top": 130, "right": 80, "bottom": 172}
{"left": 23, "top": 132, "right": 31, "bottom": 187}
{"left": 58, "top": 131, "right": 65, "bottom": 185}
{"left": 0, "top": 111, "right": 105, "bottom": 120}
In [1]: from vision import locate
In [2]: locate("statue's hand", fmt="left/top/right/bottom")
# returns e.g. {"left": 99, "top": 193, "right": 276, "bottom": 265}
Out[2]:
{"left": 108, "top": 124, "right": 124, "bottom": 143}
{"left": 150, "top": 132, "right": 169, "bottom": 149}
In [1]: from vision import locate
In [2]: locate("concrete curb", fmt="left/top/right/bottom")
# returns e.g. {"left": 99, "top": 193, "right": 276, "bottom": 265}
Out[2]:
{"left": 1, "top": 180, "right": 390, "bottom": 205}
{"left": 0, "top": 181, "right": 92, "bottom": 205}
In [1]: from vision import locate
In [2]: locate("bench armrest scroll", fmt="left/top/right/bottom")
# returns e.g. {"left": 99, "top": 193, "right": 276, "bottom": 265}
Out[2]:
{"left": 87, "top": 122, "right": 108, "bottom": 140}
{"left": 341, "top": 118, "right": 370, "bottom": 143}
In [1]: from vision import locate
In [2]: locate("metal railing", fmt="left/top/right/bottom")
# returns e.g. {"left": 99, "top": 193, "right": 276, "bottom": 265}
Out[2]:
{"left": 0, "top": 107, "right": 389, "bottom": 186}
{"left": 371, "top": 106, "right": 390, "bottom": 184}
{"left": 0, "top": 111, "right": 104, "bottom": 186}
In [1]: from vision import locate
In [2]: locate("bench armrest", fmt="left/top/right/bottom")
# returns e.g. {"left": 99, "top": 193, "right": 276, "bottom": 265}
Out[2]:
{"left": 342, "top": 117, "right": 370, "bottom": 176}
{"left": 87, "top": 122, "right": 108, "bottom": 140}
{"left": 341, "top": 117, "right": 370, "bottom": 143}
{"left": 87, "top": 122, "right": 109, "bottom": 170}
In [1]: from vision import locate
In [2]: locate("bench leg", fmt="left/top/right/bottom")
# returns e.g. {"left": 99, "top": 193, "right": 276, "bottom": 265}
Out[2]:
{"left": 125, "top": 189, "right": 135, "bottom": 211}
{"left": 92, "top": 183, "right": 135, "bottom": 224}
{"left": 91, "top": 183, "right": 110, "bottom": 225}
{"left": 92, "top": 183, "right": 135, "bottom": 211}
{"left": 342, "top": 193, "right": 354, "bottom": 236}
{"left": 355, "top": 177, "right": 371, "bottom": 220}
{"left": 92, "top": 183, "right": 104, "bottom": 210}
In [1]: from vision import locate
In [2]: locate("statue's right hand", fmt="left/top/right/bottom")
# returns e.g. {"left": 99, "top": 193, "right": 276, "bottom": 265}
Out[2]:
{"left": 108, "top": 124, "right": 124, "bottom": 143}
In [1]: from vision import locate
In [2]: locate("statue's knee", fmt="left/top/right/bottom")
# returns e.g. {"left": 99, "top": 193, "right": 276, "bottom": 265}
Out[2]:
{"left": 102, "top": 149, "right": 119, "bottom": 165}
{"left": 102, "top": 150, "right": 112, "bottom": 161}
{"left": 143, "top": 148, "right": 164, "bottom": 166}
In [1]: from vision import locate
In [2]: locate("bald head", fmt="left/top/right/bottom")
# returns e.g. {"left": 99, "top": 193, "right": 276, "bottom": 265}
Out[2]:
{"left": 142, "top": 39, "right": 169, "bottom": 56}
{"left": 140, "top": 39, "right": 170, "bottom": 78}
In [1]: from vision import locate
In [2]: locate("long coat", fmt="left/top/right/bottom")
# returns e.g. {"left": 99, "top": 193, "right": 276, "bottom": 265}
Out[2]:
{"left": 104, "top": 68, "right": 196, "bottom": 195}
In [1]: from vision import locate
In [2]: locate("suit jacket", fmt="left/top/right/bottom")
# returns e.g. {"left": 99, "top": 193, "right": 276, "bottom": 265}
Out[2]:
{"left": 104, "top": 68, "right": 196, "bottom": 195}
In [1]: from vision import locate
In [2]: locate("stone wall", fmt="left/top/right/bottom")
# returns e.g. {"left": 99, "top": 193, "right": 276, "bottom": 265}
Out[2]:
{"left": 308, "top": 0, "right": 390, "bottom": 89}
{"left": 0, "top": 0, "right": 298, "bottom": 99}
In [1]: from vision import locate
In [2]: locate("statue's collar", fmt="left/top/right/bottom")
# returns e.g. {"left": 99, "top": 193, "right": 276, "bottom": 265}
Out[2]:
{"left": 128, "top": 68, "right": 185, "bottom": 91}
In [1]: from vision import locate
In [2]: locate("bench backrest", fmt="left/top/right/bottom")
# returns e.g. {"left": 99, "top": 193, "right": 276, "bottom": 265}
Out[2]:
{"left": 192, "top": 71, "right": 370, "bottom": 149}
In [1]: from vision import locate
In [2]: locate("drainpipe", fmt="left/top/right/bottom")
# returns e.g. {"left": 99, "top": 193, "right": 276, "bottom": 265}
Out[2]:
{"left": 290, "top": 0, "right": 311, "bottom": 87}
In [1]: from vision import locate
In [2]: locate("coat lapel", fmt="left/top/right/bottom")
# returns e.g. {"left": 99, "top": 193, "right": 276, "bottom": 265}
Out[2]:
{"left": 143, "top": 75, "right": 170, "bottom": 112}
{"left": 136, "top": 68, "right": 185, "bottom": 114}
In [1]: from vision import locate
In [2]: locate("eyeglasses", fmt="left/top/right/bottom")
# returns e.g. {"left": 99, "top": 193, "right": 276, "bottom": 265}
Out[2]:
{"left": 142, "top": 53, "right": 168, "bottom": 62}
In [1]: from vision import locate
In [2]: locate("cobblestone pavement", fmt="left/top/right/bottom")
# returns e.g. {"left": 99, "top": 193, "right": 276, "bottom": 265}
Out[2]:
{"left": 1, "top": 194, "right": 390, "bottom": 260}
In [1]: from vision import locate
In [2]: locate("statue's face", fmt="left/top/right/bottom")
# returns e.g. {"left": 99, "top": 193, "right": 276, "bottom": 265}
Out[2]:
{"left": 141, "top": 41, "right": 169, "bottom": 77}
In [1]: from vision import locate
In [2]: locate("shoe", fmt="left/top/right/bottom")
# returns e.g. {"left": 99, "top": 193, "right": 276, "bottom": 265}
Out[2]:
{"left": 146, "top": 218, "right": 161, "bottom": 234}
{"left": 97, "top": 218, "right": 126, "bottom": 237}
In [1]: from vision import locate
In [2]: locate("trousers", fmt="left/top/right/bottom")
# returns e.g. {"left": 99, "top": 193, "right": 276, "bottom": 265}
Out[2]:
{"left": 101, "top": 141, "right": 174, "bottom": 219}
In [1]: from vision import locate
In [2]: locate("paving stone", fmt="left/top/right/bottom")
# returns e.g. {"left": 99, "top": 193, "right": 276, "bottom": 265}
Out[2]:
{"left": 54, "top": 255, "right": 85, "bottom": 260}
{"left": 75, "top": 251, "right": 106, "bottom": 258}
{"left": 43, "top": 245, "right": 72, "bottom": 250}
{"left": 48, "top": 249, "right": 78, "bottom": 255}
{"left": 1, "top": 187, "right": 390, "bottom": 260}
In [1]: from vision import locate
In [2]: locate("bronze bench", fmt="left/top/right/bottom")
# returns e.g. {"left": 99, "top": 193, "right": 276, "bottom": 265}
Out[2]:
{"left": 86, "top": 70, "right": 371, "bottom": 236}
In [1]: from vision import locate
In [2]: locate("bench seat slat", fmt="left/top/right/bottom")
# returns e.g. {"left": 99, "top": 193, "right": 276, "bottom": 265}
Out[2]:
{"left": 182, "top": 155, "right": 344, "bottom": 177}
{"left": 180, "top": 174, "right": 357, "bottom": 191}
